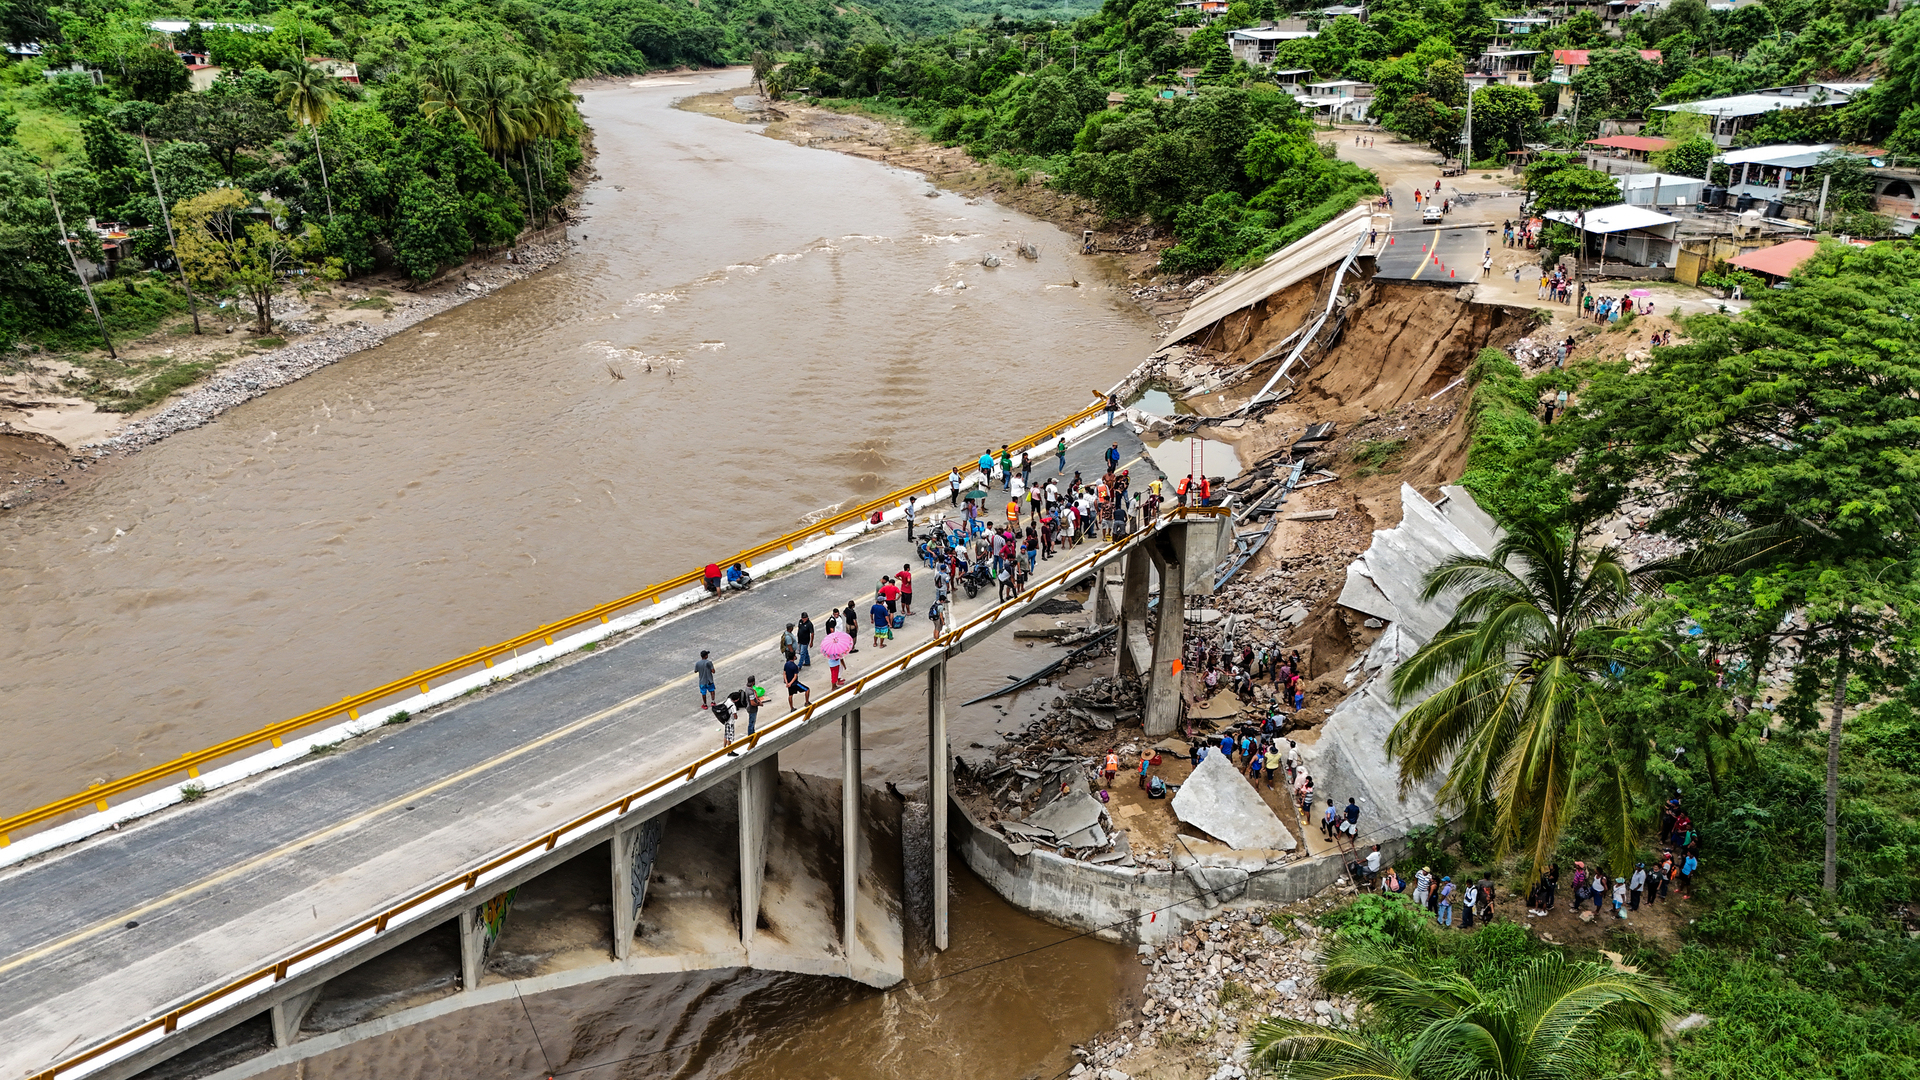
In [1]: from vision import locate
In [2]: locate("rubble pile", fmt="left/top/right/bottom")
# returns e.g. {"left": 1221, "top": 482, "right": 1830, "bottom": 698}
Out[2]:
{"left": 1071, "top": 897, "right": 1365, "bottom": 1080}
{"left": 954, "top": 676, "right": 1148, "bottom": 863}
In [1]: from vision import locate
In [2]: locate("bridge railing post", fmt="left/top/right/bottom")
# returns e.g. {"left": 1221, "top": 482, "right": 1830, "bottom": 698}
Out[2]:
{"left": 1144, "top": 524, "right": 1189, "bottom": 737}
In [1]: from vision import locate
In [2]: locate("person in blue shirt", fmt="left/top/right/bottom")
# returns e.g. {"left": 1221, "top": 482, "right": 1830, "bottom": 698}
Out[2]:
{"left": 870, "top": 599, "right": 891, "bottom": 648}
{"left": 1219, "top": 732, "right": 1235, "bottom": 761}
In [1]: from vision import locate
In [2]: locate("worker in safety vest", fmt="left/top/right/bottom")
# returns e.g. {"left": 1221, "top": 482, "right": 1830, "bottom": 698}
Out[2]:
{"left": 1176, "top": 475, "right": 1193, "bottom": 505}
{"left": 1005, "top": 498, "right": 1020, "bottom": 525}
{"left": 1104, "top": 751, "right": 1121, "bottom": 787}
{"left": 1198, "top": 477, "right": 1212, "bottom": 505}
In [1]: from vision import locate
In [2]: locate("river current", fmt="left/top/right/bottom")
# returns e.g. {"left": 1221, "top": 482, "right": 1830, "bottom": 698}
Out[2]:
{"left": 5, "top": 71, "right": 1160, "bottom": 1078}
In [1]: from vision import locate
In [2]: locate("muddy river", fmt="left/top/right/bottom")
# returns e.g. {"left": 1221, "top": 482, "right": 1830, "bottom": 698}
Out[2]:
{"left": 5, "top": 71, "right": 1158, "bottom": 1078}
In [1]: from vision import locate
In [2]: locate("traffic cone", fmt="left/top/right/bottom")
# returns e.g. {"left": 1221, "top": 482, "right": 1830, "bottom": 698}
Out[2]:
{"left": 1389, "top": 237, "right": 1395, "bottom": 245}
{"left": 1450, "top": 269, "right": 1456, "bottom": 278}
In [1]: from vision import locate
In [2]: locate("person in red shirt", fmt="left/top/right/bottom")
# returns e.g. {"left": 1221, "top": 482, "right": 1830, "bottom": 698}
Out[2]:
{"left": 897, "top": 565, "right": 914, "bottom": 615}
{"left": 879, "top": 577, "right": 901, "bottom": 616}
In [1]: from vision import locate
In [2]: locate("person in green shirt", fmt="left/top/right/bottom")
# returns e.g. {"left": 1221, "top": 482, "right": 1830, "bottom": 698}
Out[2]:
{"left": 1055, "top": 436, "right": 1067, "bottom": 473}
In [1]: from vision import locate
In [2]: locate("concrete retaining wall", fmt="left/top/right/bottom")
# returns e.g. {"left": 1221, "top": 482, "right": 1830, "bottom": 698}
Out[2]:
{"left": 951, "top": 797, "right": 1409, "bottom": 945}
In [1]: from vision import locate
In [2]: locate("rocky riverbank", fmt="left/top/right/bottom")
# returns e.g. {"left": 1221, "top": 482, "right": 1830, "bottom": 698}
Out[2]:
{"left": 0, "top": 234, "right": 572, "bottom": 512}
{"left": 1070, "top": 888, "right": 1364, "bottom": 1080}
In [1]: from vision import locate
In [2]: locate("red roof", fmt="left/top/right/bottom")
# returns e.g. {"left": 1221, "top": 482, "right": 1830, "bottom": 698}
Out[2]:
{"left": 1553, "top": 49, "right": 1662, "bottom": 66}
{"left": 1729, "top": 239, "right": 1821, "bottom": 279}
{"left": 1585, "top": 135, "right": 1672, "bottom": 152}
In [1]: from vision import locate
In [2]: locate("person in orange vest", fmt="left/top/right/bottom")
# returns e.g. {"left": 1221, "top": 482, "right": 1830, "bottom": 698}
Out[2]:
{"left": 1005, "top": 497, "right": 1020, "bottom": 525}
{"left": 1104, "top": 750, "right": 1121, "bottom": 788}
{"left": 1197, "top": 476, "right": 1212, "bottom": 505}
{"left": 1176, "top": 474, "right": 1193, "bottom": 506}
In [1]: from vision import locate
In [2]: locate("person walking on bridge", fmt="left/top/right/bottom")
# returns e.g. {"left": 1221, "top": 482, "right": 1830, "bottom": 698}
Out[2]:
{"left": 843, "top": 600, "right": 860, "bottom": 653}
{"left": 871, "top": 596, "right": 892, "bottom": 648}
{"left": 898, "top": 564, "right": 915, "bottom": 616}
{"left": 1105, "top": 393, "right": 1119, "bottom": 428}
{"left": 949, "top": 467, "right": 963, "bottom": 507}
{"left": 694, "top": 650, "right": 718, "bottom": 710}
{"left": 797, "top": 612, "right": 814, "bottom": 667}
{"left": 1056, "top": 436, "right": 1068, "bottom": 473}
{"left": 783, "top": 651, "right": 811, "bottom": 711}
{"left": 1105, "top": 442, "right": 1122, "bottom": 474}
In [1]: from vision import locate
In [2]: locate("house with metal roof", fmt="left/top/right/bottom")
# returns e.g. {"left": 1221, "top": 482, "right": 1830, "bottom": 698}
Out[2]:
{"left": 1652, "top": 83, "right": 1874, "bottom": 147}
{"left": 1714, "top": 143, "right": 1868, "bottom": 205}
{"left": 1228, "top": 27, "right": 1318, "bottom": 65}
{"left": 1543, "top": 203, "right": 1682, "bottom": 266}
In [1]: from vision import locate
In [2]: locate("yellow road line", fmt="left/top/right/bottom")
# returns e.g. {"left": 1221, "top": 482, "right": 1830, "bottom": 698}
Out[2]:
{"left": 1410, "top": 227, "right": 1440, "bottom": 279}
{"left": 0, "top": 635, "right": 774, "bottom": 979}
{"left": 1, "top": 444, "right": 1166, "bottom": 976}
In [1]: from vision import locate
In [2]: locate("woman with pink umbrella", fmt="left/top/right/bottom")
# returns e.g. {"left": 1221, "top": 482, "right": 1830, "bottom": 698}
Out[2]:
{"left": 820, "top": 631, "right": 854, "bottom": 689}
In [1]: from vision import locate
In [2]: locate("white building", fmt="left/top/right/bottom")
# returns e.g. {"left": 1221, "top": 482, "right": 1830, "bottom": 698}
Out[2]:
{"left": 1652, "top": 83, "right": 1874, "bottom": 147}
{"left": 1227, "top": 27, "right": 1318, "bottom": 65}
{"left": 1543, "top": 203, "right": 1682, "bottom": 266}
{"left": 1616, "top": 171, "right": 1706, "bottom": 208}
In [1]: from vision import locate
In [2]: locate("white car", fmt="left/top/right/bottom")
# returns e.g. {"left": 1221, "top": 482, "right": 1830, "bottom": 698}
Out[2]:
{"left": 1421, "top": 204, "right": 1444, "bottom": 224}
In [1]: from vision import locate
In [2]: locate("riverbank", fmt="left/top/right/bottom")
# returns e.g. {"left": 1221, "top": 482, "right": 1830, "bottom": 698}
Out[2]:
{"left": 0, "top": 231, "right": 574, "bottom": 513}
{"left": 672, "top": 87, "right": 1218, "bottom": 325}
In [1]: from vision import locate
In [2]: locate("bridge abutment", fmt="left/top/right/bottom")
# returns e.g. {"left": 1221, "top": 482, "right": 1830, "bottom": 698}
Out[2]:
{"left": 738, "top": 754, "right": 777, "bottom": 944}
{"left": 927, "top": 662, "right": 949, "bottom": 951}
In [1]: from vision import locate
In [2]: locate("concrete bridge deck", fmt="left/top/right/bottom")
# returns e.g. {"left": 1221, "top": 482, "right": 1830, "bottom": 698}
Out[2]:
{"left": 0, "top": 423, "right": 1188, "bottom": 1080}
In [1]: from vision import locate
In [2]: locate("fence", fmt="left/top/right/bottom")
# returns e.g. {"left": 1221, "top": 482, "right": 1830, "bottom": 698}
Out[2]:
{"left": 0, "top": 398, "right": 1111, "bottom": 849}
{"left": 25, "top": 502, "right": 1227, "bottom": 1080}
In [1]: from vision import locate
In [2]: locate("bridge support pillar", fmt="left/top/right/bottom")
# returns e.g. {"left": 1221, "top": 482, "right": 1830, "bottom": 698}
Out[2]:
{"left": 1144, "top": 524, "right": 1189, "bottom": 737}
{"left": 611, "top": 815, "right": 664, "bottom": 960}
{"left": 458, "top": 889, "right": 515, "bottom": 991}
{"left": 928, "top": 660, "right": 949, "bottom": 951}
{"left": 1117, "top": 545, "right": 1153, "bottom": 680}
{"left": 269, "top": 983, "right": 324, "bottom": 1049}
{"left": 739, "top": 753, "right": 778, "bottom": 944}
{"left": 840, "top": 707, "right": 861, "bottom": 953}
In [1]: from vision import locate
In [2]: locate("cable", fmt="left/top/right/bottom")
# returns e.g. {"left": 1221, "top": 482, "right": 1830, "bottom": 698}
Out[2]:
{"left": 515, "top": 982, "right": 557, "bottom": 1078}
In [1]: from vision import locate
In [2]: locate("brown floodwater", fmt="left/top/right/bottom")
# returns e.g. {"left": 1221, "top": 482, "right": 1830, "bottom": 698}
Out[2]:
{"left": 4, "top": 71, "right": 1159, "bottom": 1078}
{"left": 0, "top": 70, "right": 1156, "bottom": 811}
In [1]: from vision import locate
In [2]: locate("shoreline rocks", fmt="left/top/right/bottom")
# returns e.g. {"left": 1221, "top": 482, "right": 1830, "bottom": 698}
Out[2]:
{"left": 91, "top": 236, "right": 574, "bottom": 456}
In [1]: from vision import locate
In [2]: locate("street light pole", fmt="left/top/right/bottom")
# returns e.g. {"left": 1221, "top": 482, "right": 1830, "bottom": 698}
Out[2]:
{"left": 1461, "top": 82, "right": 1478, "bottom": 169}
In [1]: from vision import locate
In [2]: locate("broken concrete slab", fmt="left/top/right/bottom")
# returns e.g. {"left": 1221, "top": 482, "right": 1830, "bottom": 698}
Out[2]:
{"left": 1026, "top": 785, "right": 1105, "bottom": 840}
{"left": 1284, "top": 509, "right": 1338, "bottom": 521}
{"left": 1170, "top": 751, "right": 1296, "bottom": 851}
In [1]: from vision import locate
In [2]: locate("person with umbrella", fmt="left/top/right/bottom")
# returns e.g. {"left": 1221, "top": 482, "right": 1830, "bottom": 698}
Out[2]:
{"left": 820, "top": 630, "right": 854, "bottom": 687}
{"left": 843, "top": 600, "right": 860, "bottom": 653}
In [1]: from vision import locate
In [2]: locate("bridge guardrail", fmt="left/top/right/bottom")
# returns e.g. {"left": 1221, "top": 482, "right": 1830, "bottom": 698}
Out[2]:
{"left": 26, "top": 502, "right": 1227, "bottom": 1080}
{"left": 0, "top": 399, "right": 1116, "bottom": 850}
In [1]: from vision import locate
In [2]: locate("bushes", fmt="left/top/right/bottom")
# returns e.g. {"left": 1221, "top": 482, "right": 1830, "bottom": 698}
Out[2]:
{"left": 1458, "top": 347, "right": 1570, "bottom": 525}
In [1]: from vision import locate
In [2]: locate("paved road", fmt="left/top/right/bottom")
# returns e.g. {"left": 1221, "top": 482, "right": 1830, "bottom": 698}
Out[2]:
{"left": 1374, "top": 222, "right": 1499, "bottom": 282}
{"left": 0, "top": 425, "right": 1167, "bottom": 1078}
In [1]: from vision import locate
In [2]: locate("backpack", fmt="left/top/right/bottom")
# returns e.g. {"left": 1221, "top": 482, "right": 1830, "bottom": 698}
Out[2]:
{"left": 712, "top": 700, "right": 733, "bottom": 723}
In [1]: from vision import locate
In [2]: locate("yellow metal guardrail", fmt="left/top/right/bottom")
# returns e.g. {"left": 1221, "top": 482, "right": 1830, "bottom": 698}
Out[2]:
{"left": 0, "top": 397, "right": 1112, "bottom": 848}
{"left": 25, "top": 500, "right": 1226, "bottom": 1080}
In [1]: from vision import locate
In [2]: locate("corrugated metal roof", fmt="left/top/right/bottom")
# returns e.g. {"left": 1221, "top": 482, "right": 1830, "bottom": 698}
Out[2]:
{"left": 1728, "top": 238, "right": 1820, "bottom": 278}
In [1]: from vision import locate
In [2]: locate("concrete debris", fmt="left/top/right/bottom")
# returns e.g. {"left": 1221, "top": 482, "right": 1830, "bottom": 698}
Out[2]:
{"left": 1171, "top": 751, "right": 1296, "bottom": 851}
{"left": 1284, "top": 509, "right": 1338, "bottom": 521}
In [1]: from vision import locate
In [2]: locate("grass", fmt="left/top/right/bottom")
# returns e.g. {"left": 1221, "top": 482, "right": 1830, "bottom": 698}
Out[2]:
{"left": 307, "top": 741, "right": 342, "bottom": 757}
{"left": 1350, "top": 437, "right": 1409, "bottom": 478}
{"left": 178, "top": 782, "right": 206, "bottom": 803}
{"left": 384, "top": 710, "right": 411, "bottom": 726}
{"left": 31, "top": 273, "right": 196, "bottom": 354}
{"left": 1217, "top": 978, "right": 1255, "bottom": 1009}
{"left": 249, "top": 337, "right": 287, "bottom": 349}
{"left": 347, "top": 294, "right": 394, "bottom": 311}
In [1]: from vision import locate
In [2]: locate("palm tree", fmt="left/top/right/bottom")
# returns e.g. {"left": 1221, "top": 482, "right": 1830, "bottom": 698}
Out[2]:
{"left": 273, "top": 62, "right": 340, "bottom": 223}
{"left": 1251, "top": 944, "right": 1681, "bottom": 1079}
{"left": 1386, "top": 519, "right": 1647, "bottom": 875}
{"left": 419, "top": 57, "right": 472, "bottom": 130}
{"left": 456, "top": 61, "right": 531, "bottom": 161}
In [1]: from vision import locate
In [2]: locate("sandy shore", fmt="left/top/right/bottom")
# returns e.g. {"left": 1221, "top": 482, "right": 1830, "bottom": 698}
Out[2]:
{"left": 0, "top": 232, "right": 575, "bottom": 513}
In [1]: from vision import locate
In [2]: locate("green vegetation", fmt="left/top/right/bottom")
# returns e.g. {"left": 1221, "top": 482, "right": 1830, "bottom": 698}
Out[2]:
{"left": 3, "top": 0, "right": 1107, "bottom": 349}
{"left": 1348, "top": 437, "right": 1407, "bottom": 477}
{"left": 1351, "top": 238, "right": 1920, "bottom": 1080}
{"left": 177, "top": 781, "right": 206, "bottom": 802}
{"left": 1254, "top": 922, "right": 1680, "bottom": 1079}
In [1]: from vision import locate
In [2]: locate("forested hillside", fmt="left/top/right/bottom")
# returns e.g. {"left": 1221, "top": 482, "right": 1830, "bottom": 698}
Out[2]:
{"left": 0, "top": 0, "right": 1102, "bottom": 348}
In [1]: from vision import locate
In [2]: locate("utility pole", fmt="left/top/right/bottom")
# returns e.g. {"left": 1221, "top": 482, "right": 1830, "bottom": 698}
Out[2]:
{"left": 1817, "top": 172, "right": 1832, "bottom": 227}
{"left": 44, "top": 166, "right": 116, "bottom": 360}
{"left": 1460, "top": 82, "right": 1478, "bottom": 167}
{"left": 140, "top": 129, "right": 201, "bottom": 334}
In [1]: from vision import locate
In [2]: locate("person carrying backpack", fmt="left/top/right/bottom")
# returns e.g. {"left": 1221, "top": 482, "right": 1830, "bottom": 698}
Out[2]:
{"left": 712, "top": 693, "right": 738, "bottom": 755}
